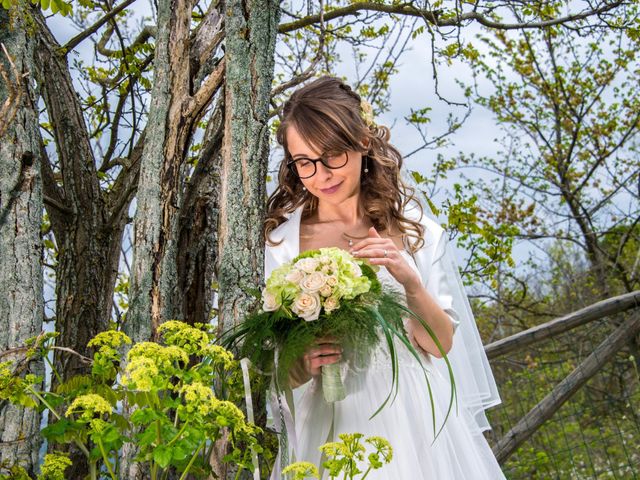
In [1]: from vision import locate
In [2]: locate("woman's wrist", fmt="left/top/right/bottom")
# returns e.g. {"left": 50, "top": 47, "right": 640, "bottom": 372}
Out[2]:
{"left": 289, "top": 357, "right": 312, "bottom": 388}
{"left": 403, "top": 274, "right": 424, "bottom": 297}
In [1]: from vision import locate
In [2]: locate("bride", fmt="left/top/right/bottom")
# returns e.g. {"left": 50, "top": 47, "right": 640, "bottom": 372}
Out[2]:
{"left": 263, "top": 76, "right": 505, "bottom": 479}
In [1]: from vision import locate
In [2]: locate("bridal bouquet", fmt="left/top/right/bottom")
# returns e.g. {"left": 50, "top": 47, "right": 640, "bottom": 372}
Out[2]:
{"left": 224, "top": 247, "right": 453, "bottom": 419}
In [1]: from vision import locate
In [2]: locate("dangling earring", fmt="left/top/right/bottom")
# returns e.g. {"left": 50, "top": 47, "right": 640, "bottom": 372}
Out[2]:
{"left": 364, "top": 156, "right": 369, "bottom": 173}
{"left": 302, "top": 185, "right": 306, "bottom": 191}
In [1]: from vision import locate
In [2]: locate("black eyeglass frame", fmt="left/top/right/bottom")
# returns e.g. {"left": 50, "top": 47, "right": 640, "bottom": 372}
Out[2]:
{"left": 286, "top": 151, "right": 349, "bottom": 179}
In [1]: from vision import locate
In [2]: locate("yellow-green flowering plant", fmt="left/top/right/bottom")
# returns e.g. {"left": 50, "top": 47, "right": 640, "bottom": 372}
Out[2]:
{"left": 0, "top": 322, "right": 262, "bottom": 480}
{"left": 283, "top": 433, "right": 392, "bottom": 480}
{"left": 0, "top": 452, "right": 73, "bottom": 480}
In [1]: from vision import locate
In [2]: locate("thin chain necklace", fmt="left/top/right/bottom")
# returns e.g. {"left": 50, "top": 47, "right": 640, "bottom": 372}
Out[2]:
{"left": 342, "top": 231, "right": 369, "bottom": 248}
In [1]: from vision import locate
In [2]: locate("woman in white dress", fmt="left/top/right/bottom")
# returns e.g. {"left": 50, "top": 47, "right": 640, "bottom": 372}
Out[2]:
{"left": 264, "top": 77, "right": 505, "bottom": 479}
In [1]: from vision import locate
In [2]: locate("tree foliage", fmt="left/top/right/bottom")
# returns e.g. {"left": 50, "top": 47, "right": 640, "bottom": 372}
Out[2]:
{"left": 443, "top": 1, "right": 640, "bottom": 302}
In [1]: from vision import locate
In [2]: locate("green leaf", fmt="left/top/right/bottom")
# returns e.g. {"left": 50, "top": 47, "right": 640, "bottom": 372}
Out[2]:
{"left": 172, "top": 445, "right": 189, "bottom": 461}
{"left": 102, "top": 425, "right": 120, "bottom": 443}
{"left": 14, "top": 391, "right": 37, "bottom": 408}
{"left": 136, "top": 426, "right": 157, "bottom": 447}
{"left": 41, "top": 418, "right": 72, "bottom": 442}
{"left": 153, "top": 445, "right": 172, "bottom": 468}
{"left": 40, "top": 0, "right": 49, "bottom": 10}
{"left": 111, "top": 412, "right": 130, "bottom": 431}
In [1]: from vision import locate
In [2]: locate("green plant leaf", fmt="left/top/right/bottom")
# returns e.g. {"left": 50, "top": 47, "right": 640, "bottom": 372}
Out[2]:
{"left": 153, "top": 445, "right": 172, "bottom": 468}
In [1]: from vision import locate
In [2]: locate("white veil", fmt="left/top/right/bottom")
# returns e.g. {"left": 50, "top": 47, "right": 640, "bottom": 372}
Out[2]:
{"left": 410, "top": 200, "right": 501, "bottom": 433}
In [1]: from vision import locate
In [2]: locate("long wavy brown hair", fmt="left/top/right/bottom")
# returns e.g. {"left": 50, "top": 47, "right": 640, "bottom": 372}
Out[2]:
{"left": 265, "top": 76, "right": 425, "bottom": 252}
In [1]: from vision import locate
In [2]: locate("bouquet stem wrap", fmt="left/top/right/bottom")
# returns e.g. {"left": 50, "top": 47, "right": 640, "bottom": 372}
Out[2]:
{"left": 322, "top": 363, "right": 346, "bottom": 402}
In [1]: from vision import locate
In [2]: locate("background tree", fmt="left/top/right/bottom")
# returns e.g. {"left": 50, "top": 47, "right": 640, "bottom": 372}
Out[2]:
{"left": 438, "top": 4, "right": 640, "bottom": 476}
{"left": 443, "top": 1, "right": 640, "bottom": 317}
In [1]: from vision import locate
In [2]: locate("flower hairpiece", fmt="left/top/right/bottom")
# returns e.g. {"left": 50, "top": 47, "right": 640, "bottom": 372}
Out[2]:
{"left": 360, "top": 99, "right": 375, "bottom": 128}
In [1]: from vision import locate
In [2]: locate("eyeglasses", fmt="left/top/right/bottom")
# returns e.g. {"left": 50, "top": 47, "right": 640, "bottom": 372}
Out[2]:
{"left": 287, "top": 151, "right": 349, "bottom": 179}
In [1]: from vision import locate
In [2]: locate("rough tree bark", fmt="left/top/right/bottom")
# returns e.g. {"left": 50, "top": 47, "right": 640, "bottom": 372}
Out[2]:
{"left": 212, "top": 3, "right": 279, "bottom": 476}
{"left": 28, "top": 8, "right": 143, "bottom": 476}
{"left": 0, "top": 8, "right": 43, "bottom": 474}
{"left": 178, "top": 105, "right": 223, "bottom": 327}
{"left": 126, "top": 0, "right": 224, "bottom": 345}
{"left": 217, "top": 0, "right": 279, "bottom": 331}
{"left": 123, "top": 0, "right": 224, "bottom": 477}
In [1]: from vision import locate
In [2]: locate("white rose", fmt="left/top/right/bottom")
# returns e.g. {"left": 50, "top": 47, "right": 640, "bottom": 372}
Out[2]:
{"left": 285, "top": 269, "right": 304, "bottom": 284}
{"left": 292, "top": 292, "right": 322, "bottom": 321}
{"left": 295, "top": 258, "right": 320, "bottom": 273}
{"left": 324, "top": 296, "right": 340, "bottom": 313}
{"left": 319, "top": 284, "right": 333, "bottom": 297}
{"left": 319, "top": 255, "right": 331, "bottom": 264}
{"left": 326, "top": 275, "right": 338, "bottom": 286}
{"left": 262, "top": 290, "right": 279, "bottom": 312}
{"left": 300, "top": 271, "right": 327, "bottom": 293}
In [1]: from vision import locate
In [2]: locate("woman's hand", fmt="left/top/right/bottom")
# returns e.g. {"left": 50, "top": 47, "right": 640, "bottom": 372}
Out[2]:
{"left": 303, "top": 337, "right": 342, "bottom": 377}
{"left": 351, "top": 227, "right": 454, "bottom": 356}
{"left": 350, "top": 227, "right": 422, "bottom": 294}
{"left": 290, "top": 337, "right": 342, "bottom": 388}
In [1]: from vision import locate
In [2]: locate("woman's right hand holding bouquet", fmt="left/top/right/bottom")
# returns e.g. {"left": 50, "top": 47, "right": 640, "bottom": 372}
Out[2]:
{"left": 290, "top": 337, "right": 342, "bottom": 388}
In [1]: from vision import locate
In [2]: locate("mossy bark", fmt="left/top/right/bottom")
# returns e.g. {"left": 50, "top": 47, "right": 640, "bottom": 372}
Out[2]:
{"left": 0, "top": 7, "right": 44, "bottom": 475}
{"left": 218, "top": 0, "right": 280, "bottom": 331}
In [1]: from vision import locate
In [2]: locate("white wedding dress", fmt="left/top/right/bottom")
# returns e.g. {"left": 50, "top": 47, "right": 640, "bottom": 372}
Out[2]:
{"left": 265, "top": 206, "right": 506, "bottom": 480}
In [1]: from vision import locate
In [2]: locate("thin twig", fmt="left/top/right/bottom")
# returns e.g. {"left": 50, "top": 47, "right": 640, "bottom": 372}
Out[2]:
{"left": 51, "top": 346, "right": 93, "bottom": 364}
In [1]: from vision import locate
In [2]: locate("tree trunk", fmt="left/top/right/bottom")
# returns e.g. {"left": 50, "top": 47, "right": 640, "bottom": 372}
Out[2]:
{"left": 123, "top": 0, "right": 224, "bottom": 476}
{"left": 126, "top": 0, "right": 224, "bottom": 345}
{"left": 30, "top": 7, "right": 124, "bottom": 380}
{"left": 29, "top": 9, "right": 138, "bottom": 477}
{"left": 217, "top": 0, "right": 280, "bottom": 331}
{"left": 0, "top": 8, "right": 44, "bottom": 474}
{"left": 178, "top": 106, "right": 223, "bottom": 326}
{"left": 215, "top": 1, "right": 279, "bottom": 478}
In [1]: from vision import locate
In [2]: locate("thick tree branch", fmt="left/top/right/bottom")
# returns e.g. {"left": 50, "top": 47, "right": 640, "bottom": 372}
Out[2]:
{"left": 105, "top": 130, "right": 145, "bottom": 229}
{"left": 278, "top": 1, "right": 624, "bottom": 34}
{"left": 33, "top": 9, "right": 102, "bottom": 222}
{"left": 191, "top": 5, "right": 224, "bottom": 82}
{"left": 96, "top": 24, "right": 156, "bottom": 58}
{"left": 189, "top": 58, "right": 225, "bottom": 120}
{"left": 62, "top": 0, "right": 138, "bottom": 53}
{"left": 39, "top": 141, "right": 70, "bottom": 227}
{"left": 43, "top": 194, "right": 73, "bottom": 216}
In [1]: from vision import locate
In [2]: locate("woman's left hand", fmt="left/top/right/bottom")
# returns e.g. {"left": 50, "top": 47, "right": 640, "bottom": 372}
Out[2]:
{"left": 350, "top": 227, "right": 423, "bottom": 295}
